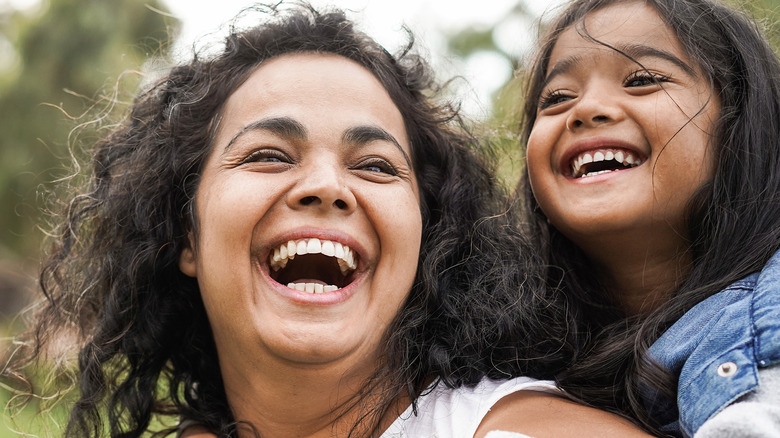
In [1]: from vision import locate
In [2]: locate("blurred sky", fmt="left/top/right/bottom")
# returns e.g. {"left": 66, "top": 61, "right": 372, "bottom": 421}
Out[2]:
{"left": 161, "top": 0, "right": 565, "bottom": 118}
{"left": 1, "top": 0, "right": 565, "bottom": 117}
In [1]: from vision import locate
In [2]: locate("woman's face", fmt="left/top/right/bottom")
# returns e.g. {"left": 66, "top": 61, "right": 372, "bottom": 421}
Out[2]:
{"left": 526, "top": 1, "right": 718, "bottom": 257}
{"left": 179, "top": 54, "right": 422, "bottom": 373}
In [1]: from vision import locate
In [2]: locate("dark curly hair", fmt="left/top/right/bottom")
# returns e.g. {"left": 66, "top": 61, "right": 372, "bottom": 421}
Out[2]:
{"left": 8, "top": 3, "right": 570, "bottom": 437}
{"left": 518, "top": 0, "right": 780, "bottom": 434}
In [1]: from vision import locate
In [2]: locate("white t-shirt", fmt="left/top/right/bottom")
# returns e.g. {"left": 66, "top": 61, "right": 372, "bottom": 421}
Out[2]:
{"left": 380, "top": 377, "right": 558, "bottom": 438}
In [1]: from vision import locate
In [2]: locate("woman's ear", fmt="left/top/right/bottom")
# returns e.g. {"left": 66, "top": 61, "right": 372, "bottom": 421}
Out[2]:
{"left": 179, "top": 232, "right": 198, "bottom": 278}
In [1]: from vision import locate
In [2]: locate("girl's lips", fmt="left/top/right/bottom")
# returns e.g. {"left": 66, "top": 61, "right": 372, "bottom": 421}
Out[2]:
{"left": 559, "top": 137, "right": 647, "bottom": 178}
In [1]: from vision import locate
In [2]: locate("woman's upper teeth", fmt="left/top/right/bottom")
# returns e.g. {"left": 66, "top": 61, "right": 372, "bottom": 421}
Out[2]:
{"left": 269, "top": 238, "right": 357, "bottom": 275}
{"left": 571, "top": 148, "right": 643, "bottom": 178}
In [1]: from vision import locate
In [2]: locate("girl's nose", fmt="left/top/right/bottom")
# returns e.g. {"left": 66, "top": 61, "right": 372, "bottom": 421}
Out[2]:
{"left": 566, "top": 86, "right": 622, "bottom": 131}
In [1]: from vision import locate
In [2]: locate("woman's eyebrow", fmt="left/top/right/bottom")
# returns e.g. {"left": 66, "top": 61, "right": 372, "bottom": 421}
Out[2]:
{"left": 343, "top": 125, "right": 412, "bottom": 168}
{"left": 224, "top": 116, "right": 308, "bottom": 153}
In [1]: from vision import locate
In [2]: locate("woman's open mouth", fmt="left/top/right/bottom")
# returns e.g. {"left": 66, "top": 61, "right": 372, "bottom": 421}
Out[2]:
{"left": 268, "top": 238, "right": 358, "bottom": 293}
{"left": 569, "top": 148, "right": 645, "bottom": 178}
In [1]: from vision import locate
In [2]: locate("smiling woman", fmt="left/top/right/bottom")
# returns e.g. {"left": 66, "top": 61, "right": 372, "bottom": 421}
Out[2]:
{"left": 1, "top": 3, "right": 584, "bottom": 438}
{"left": 177, "top": 52, "right": 425, "bottom": 381}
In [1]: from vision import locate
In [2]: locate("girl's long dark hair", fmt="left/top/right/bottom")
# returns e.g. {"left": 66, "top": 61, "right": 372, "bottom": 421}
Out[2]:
{"left": 6, "top": 3, "right": 569, "bottom": 437}
{"left": 519, "top": 0, "right": 780, "bottom": 433}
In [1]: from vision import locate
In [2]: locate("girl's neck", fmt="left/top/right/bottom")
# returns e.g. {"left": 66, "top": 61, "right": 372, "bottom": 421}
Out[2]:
{"left": 220, "top": 356, "right": 407, "bottom": 438}
{"left": 582, "top": 237, "right": 692, "bottom": 315}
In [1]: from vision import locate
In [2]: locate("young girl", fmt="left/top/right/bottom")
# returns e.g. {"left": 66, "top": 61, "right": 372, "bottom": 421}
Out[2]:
{"left": 520, "top": 0, "right": 780, "bottom": 436}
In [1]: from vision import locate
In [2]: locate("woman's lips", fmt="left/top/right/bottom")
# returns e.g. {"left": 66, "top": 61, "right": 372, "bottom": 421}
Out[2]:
{"left": 259, "top": 230, "right": 367, "bottom": 299}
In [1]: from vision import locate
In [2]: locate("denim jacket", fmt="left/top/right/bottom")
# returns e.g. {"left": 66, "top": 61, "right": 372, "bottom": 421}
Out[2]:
{"left": 644, "top": 250, "right": 780, "bottom": 437}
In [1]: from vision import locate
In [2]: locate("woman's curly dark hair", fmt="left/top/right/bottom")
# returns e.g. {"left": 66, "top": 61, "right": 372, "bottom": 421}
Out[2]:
{"left": 7, "top": 3, "right": 569, "bottom": 437}
{"left": 518, "top": 0, "right": 780, "bottom": 434}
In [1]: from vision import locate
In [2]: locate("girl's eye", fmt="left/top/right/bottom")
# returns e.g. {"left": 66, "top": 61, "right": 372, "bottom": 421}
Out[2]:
{"left": 355, "top": 158, "right": 398, "bottom": 176}
{"left": 241, "top": 148, "right": 291, "bottom": 165}
{"left": 538, "top": 90, "right": 573, "bottom": 109}
{"left": 625, "top": 71, "right": 670, "bottom": 87}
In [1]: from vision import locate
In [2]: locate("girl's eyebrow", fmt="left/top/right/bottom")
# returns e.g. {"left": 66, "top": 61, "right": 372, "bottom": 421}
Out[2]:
{"left": 543, "top": 54, "right": 583, "bottom": 88}
{"left": 618, "top": 43, "right": 697, "bottom": 77}
{"left": 543, "top": 42, "right": 697, "bottom": 87}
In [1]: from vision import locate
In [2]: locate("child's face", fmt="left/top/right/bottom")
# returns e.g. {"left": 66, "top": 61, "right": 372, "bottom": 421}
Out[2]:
{"left": 526, "top": 1, "right": 718, "bottom": 256}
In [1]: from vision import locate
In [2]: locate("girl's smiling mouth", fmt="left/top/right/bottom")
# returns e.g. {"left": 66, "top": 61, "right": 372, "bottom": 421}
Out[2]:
{"left": 268, "top": 237, "right": 359, "bottom": 293}
{"left": 559, "top": 138, "right": 648, "bottom": 179}
{"left": 569, "top": 148, "right": 645, "bottom": 179}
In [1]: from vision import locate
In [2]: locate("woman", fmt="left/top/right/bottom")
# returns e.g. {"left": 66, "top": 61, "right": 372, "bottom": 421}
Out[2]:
{"left": 6, "top": 3, "right": 652, "bottom": 437}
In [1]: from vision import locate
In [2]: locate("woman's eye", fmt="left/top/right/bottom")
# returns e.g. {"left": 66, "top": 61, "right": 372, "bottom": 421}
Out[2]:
{"left": 538, "top": 90, "right": 572, "bottom": 109}
{"left": 241, "top": 149, "right": 291, "bottom": 164}
{"left": 625, "top": 71, "right": 670, "bottom": 87}
{"left": 356, "top": 158, "right": 397, "bottom": 176}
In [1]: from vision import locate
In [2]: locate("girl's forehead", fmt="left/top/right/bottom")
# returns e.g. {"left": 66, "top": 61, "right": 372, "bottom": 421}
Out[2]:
{"left": 546, "top": 2, "right": 691, "bottom": 70}
{"left": 556, "top": 2, "right": 676, "bottom": 51}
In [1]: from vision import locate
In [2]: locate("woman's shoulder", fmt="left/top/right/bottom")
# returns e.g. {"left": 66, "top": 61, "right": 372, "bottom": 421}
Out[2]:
{"left": 381, "top": 377, "right": 557, "bottom": 438}
{"left": 474, "top": 390, "right": 653, "bottom": 438}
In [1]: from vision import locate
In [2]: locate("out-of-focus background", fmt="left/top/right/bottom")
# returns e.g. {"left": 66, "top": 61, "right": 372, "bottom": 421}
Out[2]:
{"left": 0, "top": 0, "right": 778, "bottom": 435}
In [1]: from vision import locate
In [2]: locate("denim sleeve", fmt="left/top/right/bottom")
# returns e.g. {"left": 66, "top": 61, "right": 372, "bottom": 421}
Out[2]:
{"left": 694, "top": 365, "right": 780, "bottom": 438}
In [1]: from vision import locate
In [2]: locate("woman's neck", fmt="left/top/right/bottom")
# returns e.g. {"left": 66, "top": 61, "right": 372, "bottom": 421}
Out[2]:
{"left": 219, "top": 355, "right": 407, "bottom": 438}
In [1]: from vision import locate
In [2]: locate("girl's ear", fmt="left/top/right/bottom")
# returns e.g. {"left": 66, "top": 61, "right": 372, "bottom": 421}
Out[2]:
{"left": 179, "top": 233, "right": 197, "bottom": 278}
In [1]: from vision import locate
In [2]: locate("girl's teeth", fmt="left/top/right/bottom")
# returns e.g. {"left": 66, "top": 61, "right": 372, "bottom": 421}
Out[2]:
{"left": 570, "top": 149, "right": 643, "bottom": 178}
{"left": 582, "top": 153, "right": 594, "bottom": 164}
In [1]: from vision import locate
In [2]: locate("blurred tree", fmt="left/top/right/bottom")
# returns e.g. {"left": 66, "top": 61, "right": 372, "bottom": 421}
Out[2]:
{"left": 0, "top": 0, "right": 177, "bottom": 267}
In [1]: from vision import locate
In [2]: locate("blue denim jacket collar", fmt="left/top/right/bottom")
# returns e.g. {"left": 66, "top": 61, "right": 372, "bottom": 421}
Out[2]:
{"left": 644, "top": 250, "right": 780, "bottom": 437}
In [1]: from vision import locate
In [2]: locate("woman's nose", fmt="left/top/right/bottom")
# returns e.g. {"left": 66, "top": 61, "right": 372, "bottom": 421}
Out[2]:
{"left": 286, "top": 160, "right": 355, "bottom": 213}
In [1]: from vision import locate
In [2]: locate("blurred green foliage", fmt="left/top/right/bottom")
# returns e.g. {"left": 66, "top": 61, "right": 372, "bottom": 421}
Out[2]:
{"left": 0, "top": 0, "right": 176, "bottom": 264}
{"left": 0, "top": 0, "right": 176, "bottom": 433}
